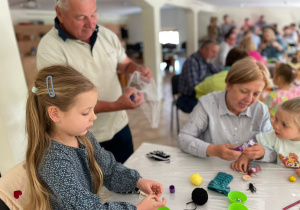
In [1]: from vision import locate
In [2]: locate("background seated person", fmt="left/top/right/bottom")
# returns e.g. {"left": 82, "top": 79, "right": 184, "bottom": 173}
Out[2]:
{"left": 212, "top": 29, "right": 237, "bottom": 70}
{"left": 258, "top": 27, "right": 285, "bottom": 60}
{"left": 194, "top": 47, "right": 248, "bottom": 98}
{"left": 178, "top": 57, "right": 274, "bottom": 161}
{"left": 282, "top": 26, "right": 298, "bottom": 47}
{"left": 239, "top": 37, "right": 267, "bottom": 65}
{"left": 177, "top": 40, "right": 219, "bottom": 113}
{"left": 260, "top": 63, "right": 300, "bottom": 122}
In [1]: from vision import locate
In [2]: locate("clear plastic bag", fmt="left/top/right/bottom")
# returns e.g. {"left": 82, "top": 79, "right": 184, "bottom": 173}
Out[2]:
{"left": 127, "top": 71, "right": 160, "bottom": 128}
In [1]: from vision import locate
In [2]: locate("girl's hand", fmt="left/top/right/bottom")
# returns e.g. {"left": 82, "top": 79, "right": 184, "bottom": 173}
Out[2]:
{"left": 136, "top": 178, "right": 163, "bottom": 197}
{"left": 137, "top": 195, "right": 166, "bottom": 210}
{"left": 230, "top": 154, "right": 251, "bottom": 173}
{"left": 295, "top": 169, "right": 300, "bottom": 176}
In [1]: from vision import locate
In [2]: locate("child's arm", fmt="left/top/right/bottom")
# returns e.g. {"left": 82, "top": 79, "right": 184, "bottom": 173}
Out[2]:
{"left": 137, "top": 195, "right": 166, "bottom": 210}
{"left": 295, "top": 169, "right": 300, "bottom": 176}
{"left": 136, "top": 178, "right": 163, "bottom": 197}
{"left": 230, "top": 154, "right": 251, "bottom": 173}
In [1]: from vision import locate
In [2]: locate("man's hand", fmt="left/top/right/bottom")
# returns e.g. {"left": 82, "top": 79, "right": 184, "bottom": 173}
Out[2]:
{"left": 137, "top": 66, "right": 152, "bottom": 79}
{"left": 115, "top": 88, "right": 145, "bottom": 110}
{"left": 207, "top": 144, "right": 242, "bottom": 161}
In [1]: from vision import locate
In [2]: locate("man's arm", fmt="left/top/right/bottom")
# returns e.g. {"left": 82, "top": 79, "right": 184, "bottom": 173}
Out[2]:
{"left": 94, "top": 57, "right": 152, "bottom": 113}
{"left": 117, "top": 56, "right": 152, "bottom": 79}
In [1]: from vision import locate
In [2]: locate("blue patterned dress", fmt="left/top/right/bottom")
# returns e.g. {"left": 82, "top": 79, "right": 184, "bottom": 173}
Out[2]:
{"left": 38, "top": 131, "right": 140, "bottom": 209}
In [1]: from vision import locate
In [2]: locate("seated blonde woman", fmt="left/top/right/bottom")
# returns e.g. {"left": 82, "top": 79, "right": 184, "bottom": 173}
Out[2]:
{"left": 239, "top": 37, "right": 267, "bottom": 65}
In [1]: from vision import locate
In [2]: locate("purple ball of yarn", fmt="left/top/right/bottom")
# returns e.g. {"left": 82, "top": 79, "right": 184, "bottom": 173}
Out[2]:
{"left": 192, "top": 188, "right": 208, "bottom": 205}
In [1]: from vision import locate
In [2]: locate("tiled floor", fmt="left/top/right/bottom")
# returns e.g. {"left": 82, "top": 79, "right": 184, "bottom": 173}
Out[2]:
{"left": 127, "top": 70, "right": 190, "bottom": 151}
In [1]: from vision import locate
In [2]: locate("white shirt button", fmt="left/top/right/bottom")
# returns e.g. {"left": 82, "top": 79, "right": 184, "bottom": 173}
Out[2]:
{"left": 235, "top": 127, "right": 237, "bottom": 130}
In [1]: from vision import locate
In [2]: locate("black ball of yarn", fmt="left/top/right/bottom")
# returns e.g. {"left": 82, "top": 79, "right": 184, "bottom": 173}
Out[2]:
{"left": 192, "top": 188, "right": 208, "bottom": 205}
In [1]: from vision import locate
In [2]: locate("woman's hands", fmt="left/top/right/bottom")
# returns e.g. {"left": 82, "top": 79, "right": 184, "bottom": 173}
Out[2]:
{"left": 242, "top": 144, "right": 265, "bottom": 160}
{"left": 136, "top": 178, "right": 166, "bottom": 210}
{"left": 206, "top": 144, "right": 242, "bottom": 161}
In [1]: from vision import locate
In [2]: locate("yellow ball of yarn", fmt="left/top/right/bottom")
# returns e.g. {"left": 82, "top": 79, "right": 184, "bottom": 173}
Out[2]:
{"left": 190, "top": 173, "right": 203, "bottom": 186}
{"left": 289, "top": 176, "right": 296, "bottom": 182}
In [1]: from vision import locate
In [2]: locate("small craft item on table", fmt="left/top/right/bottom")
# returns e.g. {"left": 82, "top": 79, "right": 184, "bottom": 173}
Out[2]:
{"left": 288, "top": 176, "right": 296, "bottom": 182}
{"left": 169, "top": 185, "right": 175, "bottom": 193}
{"left": 186, "top": 188, "right": 208, "bottom": 209}
{"left": 235, "top": 139, "right": 257, "bottom": 151}
{"left": 207, "top": 172, "right": 233, "bottom": 195}
{"left": 247, "top": 183, "right": 256, "bottom": 193}
{"left": 241, "top": 163, "right": 261, "bottom": 181}
{"left": 190, "top": 173, "right": 203, "bottom": 186}
{"left": 146, "top": 151, "right": 170, "bottom": 163}
{"left": 283, "top": 200, "right": 300, "bottom": 210}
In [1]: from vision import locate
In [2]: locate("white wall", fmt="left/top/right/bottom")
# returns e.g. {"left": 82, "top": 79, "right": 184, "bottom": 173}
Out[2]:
{"left": 0, "top": 0, "right": 27, "bottom": 174}
{"left": 127, "top": 7, "right": 187, "bottom": 48}
{"left": 127, "top": 7, "right": 300, "bottom": 47}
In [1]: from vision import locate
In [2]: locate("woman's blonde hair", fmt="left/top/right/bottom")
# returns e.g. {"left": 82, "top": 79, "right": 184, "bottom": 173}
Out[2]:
{"left": 279, "top": 97, "right": 300, "bottom": 128}
{"left": 225, "top": 57, "right": 271, "bottom": 89}
{"left": 239, "top": 37, "right": 256, "bottom": 52}
{"left": 25, "top": 65, "right": 103, "bottom": 210}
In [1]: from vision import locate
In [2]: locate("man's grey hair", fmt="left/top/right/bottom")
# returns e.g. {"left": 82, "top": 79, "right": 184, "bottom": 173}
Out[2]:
{"left": 56, "top": 0, "right": 96, "bottom": 11}
{"left": 56, "top": 0, "right": 70, "bottom": 11}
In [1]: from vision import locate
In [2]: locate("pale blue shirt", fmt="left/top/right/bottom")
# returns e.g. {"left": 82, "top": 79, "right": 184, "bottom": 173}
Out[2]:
{"left": 178, "top": 91, "right": 274, "bottom": 160}
{"left": 256, "top": 130, "right": 300, "bottom": 167}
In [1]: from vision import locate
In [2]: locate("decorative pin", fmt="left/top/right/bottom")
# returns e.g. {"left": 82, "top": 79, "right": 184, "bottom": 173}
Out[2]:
{"left": 46, "top": 75, "right": 56, "bottom": 97}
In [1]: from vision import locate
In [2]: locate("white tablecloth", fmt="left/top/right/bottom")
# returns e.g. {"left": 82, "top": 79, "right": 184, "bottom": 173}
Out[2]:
{"left": 101, "top": 143, "right": 300, "bottom": 210}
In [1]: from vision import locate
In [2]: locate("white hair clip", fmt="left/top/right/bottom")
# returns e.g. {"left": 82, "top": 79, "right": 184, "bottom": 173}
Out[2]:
{"left": 32, "top": 86, "right": 37, "bottom": 94}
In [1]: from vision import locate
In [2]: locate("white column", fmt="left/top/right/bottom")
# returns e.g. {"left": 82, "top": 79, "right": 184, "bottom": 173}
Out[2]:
{"left": 141, "top": 6, "right": 163, "bottom": 100}
{"left": 0, "top": 0, "right": 27, "bottom": 174}
{"left": 130, "top": 0, "right": 165, "bottom": 100}
{"left": 186, "top": 8, "right": 199, "bottom": 57}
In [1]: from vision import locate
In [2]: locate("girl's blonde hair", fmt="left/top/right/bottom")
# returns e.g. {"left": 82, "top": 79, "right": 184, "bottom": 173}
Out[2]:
{"left": 279, "top": 97, "right": 300, "bottom": 128}
{"left": 25, "top": 65, "right": 103, "bottom": 210}
{"left": 225, "top": 57, "right": 271, "bottom": 89}
{"left": 239, "top": 37, "right": 256, "bottom": 52}
{"left": 274, "top": 63, "right": 297, "bottom": 84}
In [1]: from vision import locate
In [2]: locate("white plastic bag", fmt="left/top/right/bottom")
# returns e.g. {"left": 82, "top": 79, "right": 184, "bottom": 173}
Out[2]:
{"left": 127, "top": 71, "right": 160, "bottom": 128}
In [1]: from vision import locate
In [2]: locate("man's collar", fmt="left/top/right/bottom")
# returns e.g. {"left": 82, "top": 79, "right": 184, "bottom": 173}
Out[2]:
{"left": 54, "top": 17, "right": 99, "bottom": 48}
{"left": 54, "top": 17, "right": 73, "bottom": 41}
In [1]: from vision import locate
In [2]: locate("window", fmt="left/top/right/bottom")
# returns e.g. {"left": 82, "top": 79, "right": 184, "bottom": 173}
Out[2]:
{"left": 159, "top": 31, "right": 179, "bottom": 44}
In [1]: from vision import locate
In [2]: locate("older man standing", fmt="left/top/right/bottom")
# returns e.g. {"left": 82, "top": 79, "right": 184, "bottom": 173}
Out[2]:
{"left": 37, "top": 0, "right": 152, "bottom": 163}
{"left": 177, "top": 40, "right": 219, "bottom": 113}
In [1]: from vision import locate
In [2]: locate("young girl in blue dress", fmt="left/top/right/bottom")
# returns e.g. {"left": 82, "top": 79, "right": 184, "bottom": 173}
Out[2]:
{"left": 25, "top": 65, "right": 166, "bottom": 210}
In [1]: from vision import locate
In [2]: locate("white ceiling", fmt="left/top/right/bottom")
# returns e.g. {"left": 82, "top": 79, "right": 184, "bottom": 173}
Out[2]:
{"left": 8, "top": 0, "right": 300, "bottom": 15}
